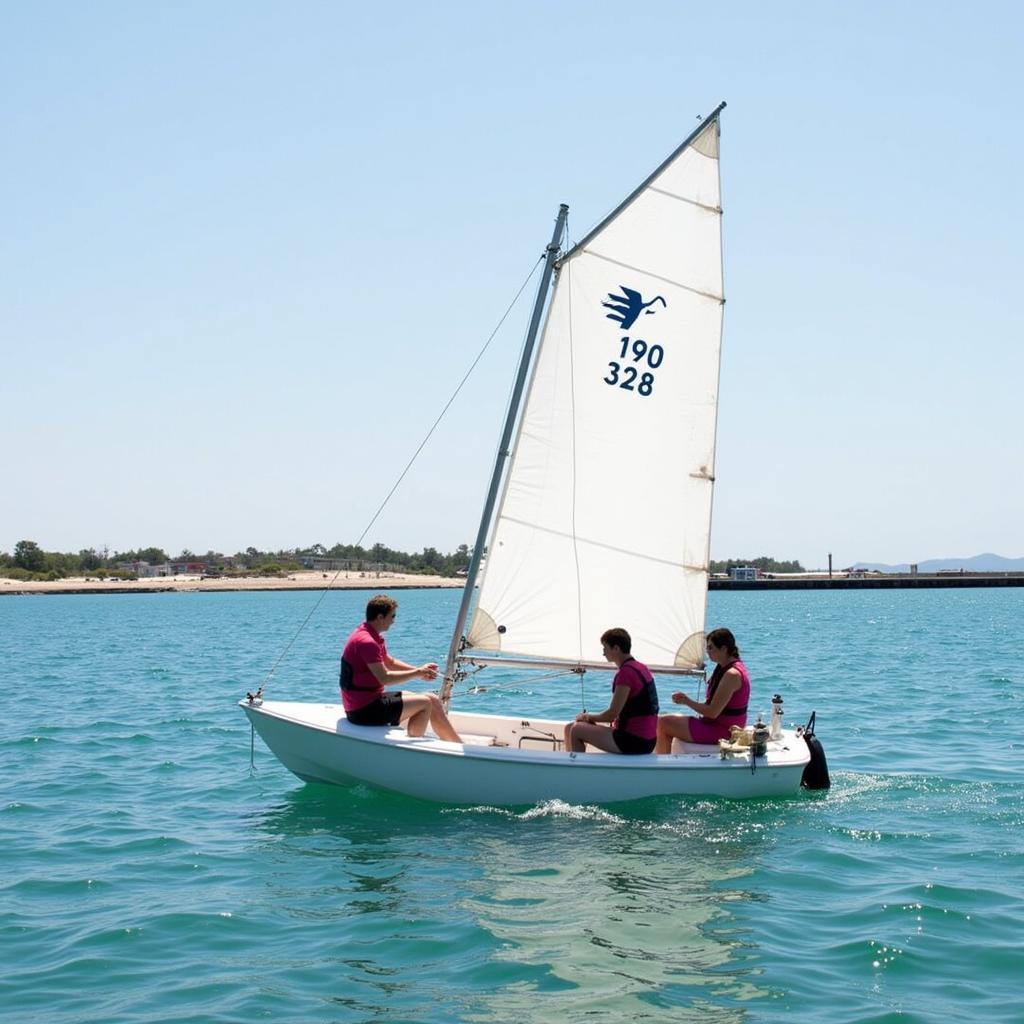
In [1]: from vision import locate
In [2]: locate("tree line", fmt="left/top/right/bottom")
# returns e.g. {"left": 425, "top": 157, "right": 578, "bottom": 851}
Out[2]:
{"left": 0, "top": 539, "right": 474, "bottom": 582}
{"left": 3, "top": 539, "right": 803, "bottom": 582}
{"left": 709, "top": 556, "right": 806, "bottom": 574}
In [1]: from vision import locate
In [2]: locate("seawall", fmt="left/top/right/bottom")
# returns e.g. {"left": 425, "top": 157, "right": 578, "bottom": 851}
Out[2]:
{"left": 710, "top": 573, "right": 1024, "bottom": 590}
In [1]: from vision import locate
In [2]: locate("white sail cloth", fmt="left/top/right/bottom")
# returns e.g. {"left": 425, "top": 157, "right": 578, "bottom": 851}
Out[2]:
{"left": 467, "top": 120, "right": 724, "bottom": 672}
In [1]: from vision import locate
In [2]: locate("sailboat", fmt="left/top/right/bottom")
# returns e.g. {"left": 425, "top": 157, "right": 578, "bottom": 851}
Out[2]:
{"left": 241, "top": 103, "right": 828, "bottom": 804}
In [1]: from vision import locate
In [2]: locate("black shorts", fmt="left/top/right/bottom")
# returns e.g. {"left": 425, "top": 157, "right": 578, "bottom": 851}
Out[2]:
{"left": 612, "top": 728, "right": 656, "bottom": 755}
{"left": 346, "top": 693, "right": 404, "bottom": 727}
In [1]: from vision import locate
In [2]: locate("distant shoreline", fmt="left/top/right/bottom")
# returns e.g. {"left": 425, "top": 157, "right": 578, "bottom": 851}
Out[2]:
{"left": 8, "top": 570, "right": 1024, "bottom": 597}
{"left": 0, "top": 570, "right": 464, "bottom": 597}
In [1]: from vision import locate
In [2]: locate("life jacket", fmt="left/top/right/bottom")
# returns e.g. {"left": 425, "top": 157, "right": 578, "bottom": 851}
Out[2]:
{"left": 704, "top": 659, "right": 750, "bottom": 721}
{"left": 339, "top": 623, "right": 386, "bottom": 695}
{"left": 615, "top": 658, "right": 660, "bottom": 733}
{"left": 339, "top": 657, "right": 380, "bottom": 693}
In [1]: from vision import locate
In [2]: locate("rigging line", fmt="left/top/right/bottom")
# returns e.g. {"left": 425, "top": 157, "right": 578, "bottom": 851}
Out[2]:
{"left": 563, "top": 224, "right": 578, "bottom": 259}
{"left": 449, "top": 668, "right": 580, "bottom": 697}
{"left": 256, "top": 255, "right": 545, "bottom": 692}
{"left": 564, "top": 250, "right": 586, "bottom": 712}
{"left": 349, "top": 253, "right": 545, "bottom": 551}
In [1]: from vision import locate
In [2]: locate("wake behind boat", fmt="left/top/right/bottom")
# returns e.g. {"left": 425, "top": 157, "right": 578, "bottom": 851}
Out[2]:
{"left": 241, "top": 103, "right": 830, "bottom": 805}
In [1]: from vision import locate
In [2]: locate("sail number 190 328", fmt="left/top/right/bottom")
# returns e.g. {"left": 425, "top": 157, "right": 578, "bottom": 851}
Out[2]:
{"left": 603, "top": 336, "right": 663, "bottom": 397}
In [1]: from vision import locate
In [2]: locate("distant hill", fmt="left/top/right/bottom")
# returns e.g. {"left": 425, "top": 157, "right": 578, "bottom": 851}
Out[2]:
{"left": 853, "top": 553, "right": 1024, "bottom": 573}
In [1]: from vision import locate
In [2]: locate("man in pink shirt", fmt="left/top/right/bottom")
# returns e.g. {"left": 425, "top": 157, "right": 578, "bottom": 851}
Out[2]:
{"left": 340, "top": 594, "right": 461, "bottom": 742}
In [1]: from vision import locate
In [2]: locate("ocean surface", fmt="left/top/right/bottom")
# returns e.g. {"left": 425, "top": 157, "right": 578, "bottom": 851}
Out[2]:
{"left": 2, "top": 587, "right": 1022, "bottom": 1023}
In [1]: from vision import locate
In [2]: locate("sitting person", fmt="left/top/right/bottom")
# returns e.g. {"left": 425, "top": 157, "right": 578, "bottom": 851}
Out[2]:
{"left": 655, "top": 627, "right": 749, "bottom": 752}
{"left": 340, "top": 594, "right": 461, "bottom": 743}
{"left": 563, "top": 628, "right": 659, "bottom": 755}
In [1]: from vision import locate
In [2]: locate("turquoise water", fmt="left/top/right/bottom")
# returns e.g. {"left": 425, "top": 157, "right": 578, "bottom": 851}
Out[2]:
{"left": 2, "top": 588, "right": 1022, "bottom": 1023}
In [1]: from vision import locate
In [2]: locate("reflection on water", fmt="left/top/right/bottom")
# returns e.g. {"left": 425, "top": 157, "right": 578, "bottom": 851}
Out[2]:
{"left": 250, "top": 786, "right": 784, "bottom": 1022}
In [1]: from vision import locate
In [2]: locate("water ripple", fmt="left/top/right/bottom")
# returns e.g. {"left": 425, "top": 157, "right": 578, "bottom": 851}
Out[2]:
{"left": 2, "top": 589, "right": 1024, "bottom": 1022}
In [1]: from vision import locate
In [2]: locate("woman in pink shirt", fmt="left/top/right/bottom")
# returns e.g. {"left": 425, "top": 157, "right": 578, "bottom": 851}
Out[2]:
{"left": 655, "top": 627, "right": 750, "bottom": 752}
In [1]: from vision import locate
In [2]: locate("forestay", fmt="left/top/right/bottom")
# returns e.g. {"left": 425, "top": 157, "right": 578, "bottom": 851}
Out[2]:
{"left": 465, "top": 116, "right": 725, "bottom": 673}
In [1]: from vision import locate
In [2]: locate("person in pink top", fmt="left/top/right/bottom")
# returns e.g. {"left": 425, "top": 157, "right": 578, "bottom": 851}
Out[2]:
{"left": 655, "top": 627, "right": 750, "bottom": 752}
{"left": 340, "top": 594, "right": 461, "bottom": 742}
{"left": 563, "top": 627, "right": 660, "bottom": 755}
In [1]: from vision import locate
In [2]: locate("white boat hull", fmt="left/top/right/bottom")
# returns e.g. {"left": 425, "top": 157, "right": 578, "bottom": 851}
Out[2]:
{"left": 241, "top": 700, "right": 811, "bottom": 804}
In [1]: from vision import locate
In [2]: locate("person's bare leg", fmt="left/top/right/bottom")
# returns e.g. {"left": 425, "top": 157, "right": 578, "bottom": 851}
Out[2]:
{"left": 566, "top": 722, "right": 586, "bottom": 752}
{"left": 426, "top": 693, "right": 461, "bottom": 743}
{"left": 397, "top": 692, "right": 461, "bottom": 742}
{"left": 567, "top": 722, "right": 622, "bottom": 753}
{"left": 399, "top": 693, "right": 432, "bottom": 736}
{"left": 655, "top": 715, "right": 693, "bottom": 754}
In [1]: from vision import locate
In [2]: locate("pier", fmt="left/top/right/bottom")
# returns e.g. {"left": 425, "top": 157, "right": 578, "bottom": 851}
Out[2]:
{"left": 709, "top": 572, "right": 1024, "bottom": 590}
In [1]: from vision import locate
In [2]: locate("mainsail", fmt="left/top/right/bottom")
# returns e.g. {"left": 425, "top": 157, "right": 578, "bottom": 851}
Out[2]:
{"left": 464, "top": 111, "right": 725, "bottom": 674}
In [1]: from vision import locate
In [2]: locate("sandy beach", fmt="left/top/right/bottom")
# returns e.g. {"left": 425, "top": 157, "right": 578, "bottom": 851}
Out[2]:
{"left": 1, "top": 570, "right": 465, "bottom": 596}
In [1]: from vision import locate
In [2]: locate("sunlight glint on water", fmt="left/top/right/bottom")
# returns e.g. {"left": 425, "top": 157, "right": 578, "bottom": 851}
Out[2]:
{"left": 1, "top": 587, "right": 1022, "bottom": 1022}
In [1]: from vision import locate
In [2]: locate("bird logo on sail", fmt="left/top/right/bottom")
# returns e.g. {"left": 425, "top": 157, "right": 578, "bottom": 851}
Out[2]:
{"left": 602, "top": 286, "right": 667, "bottom": 329}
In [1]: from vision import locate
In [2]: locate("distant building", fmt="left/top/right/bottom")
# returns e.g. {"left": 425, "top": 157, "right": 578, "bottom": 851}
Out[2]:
{"left": 168, "top": 561, "right": 208, "bottom": 575}
{"left": 729, "top": 566, "right": 759, "bottom": 581}
{"left": 116, "top": 560, "right": 172, "bottom": 578}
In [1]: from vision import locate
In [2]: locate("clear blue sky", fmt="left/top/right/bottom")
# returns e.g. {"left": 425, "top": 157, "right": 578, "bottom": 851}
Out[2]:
{"left": 3, "top": 2, "right": 1021, "bottom": 569}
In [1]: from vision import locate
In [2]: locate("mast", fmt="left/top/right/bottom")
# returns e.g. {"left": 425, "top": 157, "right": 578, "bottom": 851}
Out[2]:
{"left": 440, "top": 203, "right": 569, "bottom": 705}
